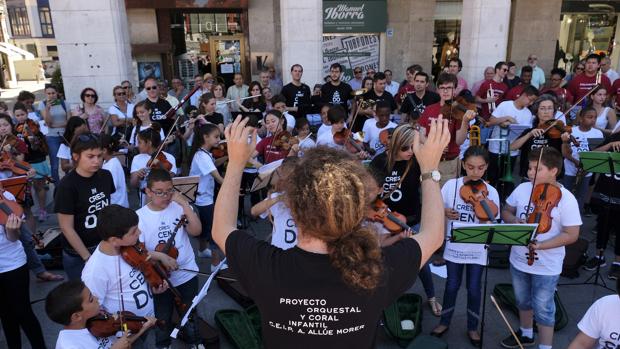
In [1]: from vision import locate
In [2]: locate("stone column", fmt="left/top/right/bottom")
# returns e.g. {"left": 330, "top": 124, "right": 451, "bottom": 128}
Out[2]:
{"left": 49, "top": 0, "right": 132, "bottom": 107}
{"left": 279, "top": 0, "right": 322, "bottom": 85}
{"left": 459, "top": 0, "right": 511, "bottom": 87}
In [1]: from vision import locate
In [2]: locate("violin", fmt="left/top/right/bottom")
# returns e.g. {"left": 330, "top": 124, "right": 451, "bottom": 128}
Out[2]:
{"left": 272, "top": 131, "right": 299, "bottom": 152}
{"left": 459, "top": 179, "right": 498, "bottom": 222}
{"left": 540, "top": 120, "right": 579, "bottom": 147}
{"left": 367, "top": 198, "right": 412, "bottom": 234}
{"left": 526, "top": 183, "right": 562, "bottom": 265}
{"left": 440, "top": 96, "right": 488, "bottom": 126}
{"left": 87, "top": 310, "right": 164, "bottom": 338}
{"left": 212, "top": 141, "right": 228, "bottom": 159}
{"left": 333, "top": 129, "right": 371, "bottom": 158}
{"left": 147, "top": 152, "right": 173, "bottom": 172}
{"left": 0, "top": 152, "right": 32, "bottom": 176}
{"left": 0, "top": 190, "right": 24, "bottom": 225}
{"left": 154, "top": 215, "right": 188, "bottom": 260}
{"left": 16, "top": 120, "right": 48, "bottom": 154}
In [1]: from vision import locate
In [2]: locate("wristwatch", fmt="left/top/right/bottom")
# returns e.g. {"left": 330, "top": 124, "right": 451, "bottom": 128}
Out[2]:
{"left": 420, "top": 170, "right": 441, "bottom": 183}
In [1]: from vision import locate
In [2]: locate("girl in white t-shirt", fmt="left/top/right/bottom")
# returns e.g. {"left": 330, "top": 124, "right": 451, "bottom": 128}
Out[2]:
{"left": 250, "top": 157, "right": 299, "bottom": 250}
{"left": 431, "top": 146, "right": 500, "bottom": 345}
{"left": 189, "top": 123, "right": 225, "bottom": 270}
{"left": 57, "top": 116, "right": 89, "bottom": 175}
{"left": 127, "top": 101, "right": 165, "bottom": 150}
{"left": 291, "top": 118, "right": 315, "bottom": 157}
{"left": 101, "top": 134, "right": 129, "bottom": 208}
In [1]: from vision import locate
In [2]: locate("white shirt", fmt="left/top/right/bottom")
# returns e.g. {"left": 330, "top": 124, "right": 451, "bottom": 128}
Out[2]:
{"left": 137, "top": 202, "right": 198, "bottom": 287}
{"left": 128, "top": 124, "right": 165, "bottom": 147}
{"left": 102, "top": 158, "right": 129, "bottom": 207}
{"left": 283, "top": 112, "right": 296, "bottom": 130}
{"left": 507, "top": 182, "right": 582, "bottom": 275}
{"left": 385, "top": 81, "right": 399, "bottom": 97}
{"left": 577, "top": 295, "right": 620, "bottom": 349}
{"left": 317, "top": 124, "right": 331, "bottom": 139}
{"left": 0, "top": 192, "right": 26, "bottom": 273}
{"left": 441, "top": 178, "right": 500, "bottom": 265}
{"left": 108, "top": 103, "right": 135, "bottom": 135}
{"left": 490, "top": 100, "right": 534, "bottom": 156}
{"left": 296, "top": 135, "right": 316, "bottom": 157}
{"left": 57, "top": 143, "right": 71, "bottom": 160}
{"left": 605, "top": 69, "right": 619, "bottom": 83}
{"left": 82, "top": 245, "right": 155, "bottom": 317}
{"left": 564, "top": 127, "right": 604, "bottom": 176}
{"left": 596, "top": 107, "right": 611, "bottom": 130}
{"left": 259, "top": 192, "right": 297, "bottom": 250}
{"left": 316, "top": 130, "right": 342, "bottom": 149}
{"left": 362, "top": 119, "right": 396, "bottom": 157}
{"left": 189, "top": 149, "right": 216, "bottom": 206}
{"left": 130, "top": 152, "right": 177, "bottom": 206}
{"left": 55, "top": 328, "right": 115, "bottom": 349}
{"left": 190, "top": 88, "right": 209, "bottom": 108}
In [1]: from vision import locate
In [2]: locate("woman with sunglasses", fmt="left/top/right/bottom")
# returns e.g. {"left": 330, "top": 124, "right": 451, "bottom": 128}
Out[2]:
{"left": 565, "top": 60, "right": 585, "bottom": 84}
{"left": 108, "top": 85, "right": 134, "bottom": 142}
{"left": 53, "top": 133, "right": 116, "bottom": 280}
{"left": 121, "top": 80, "right": 136, "bottom": 103}
{"left": 40, "top": 84, "right": 69, "bottom": 183}
{"left": 73, "top": 88, "right": 107, "bottom": 134}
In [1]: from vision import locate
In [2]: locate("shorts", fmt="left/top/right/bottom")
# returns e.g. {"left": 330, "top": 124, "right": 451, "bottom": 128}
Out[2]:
{"left": 30, "top": 161, "right": 51, "bottom": 180}
{"left": 510, "top": 264, "right": 559, "bottom": 327}
{"left": 196, "top": 204, "right": 215, "bottom": 245}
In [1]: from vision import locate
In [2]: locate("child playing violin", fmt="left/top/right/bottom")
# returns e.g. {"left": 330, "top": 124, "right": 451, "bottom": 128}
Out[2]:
{"left": 46, "top": 280, "right": 157, "bottom": 349}
{"left": 130, "top": 124, "right": 177, "bottom": 206}
{"left": 127, "top": 101, "right": 165, "bottom": 150}
{"left": 431, "top": 146, "right": 500, "bottom": 347}
{"left": 137, "top": 169, "right": 203, "bottom": 349}
{"left": 101, "top": 134, "right": 129, "bottom": 208}
{"left": 316, "top": 104, "right": 332, "bottom": 139}
{"left": 196, "top": 92, "right": 225, "bottom": 133}
{"left": 316, "top": 105, "right": 370, "bottom": 159}
{"left": 291, "top": 118, "right": 315, "bottom": 157}
{"left": 251, "top": 110, "right": 296, "bottom": 165}
{"left": 362, "top": 101, "right": 396, "bottom": 157}
{"left": 500, "top": 147, "right": 581, "bottom": 349}
{"left": 250, "top": 157, "right": 299, "bottom": 249}
{"left": 57, "top": 116, "right": 89, "bottom": 174}
{"left": 81, "top": 205, "right": 174, "bottom": 349}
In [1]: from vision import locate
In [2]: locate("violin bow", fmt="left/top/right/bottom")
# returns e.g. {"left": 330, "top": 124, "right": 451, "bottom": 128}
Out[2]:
{"left": 524, "top": 146, "right": 545, "bottom": 263}
{"left": 490, "top": 295, "right": 525, "bottom": 349}
{"left": 560, "top": 68, "right": 601, "bottom": 116}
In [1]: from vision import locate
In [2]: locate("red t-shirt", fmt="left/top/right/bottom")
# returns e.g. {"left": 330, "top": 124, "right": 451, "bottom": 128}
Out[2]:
{"left": 567, "top": 73, "right": 611, "bottom": 102}
{"left": 397, "top": 84, "right": 415, "bottom": 105}
{"left": 476, "top": 80, "right": 508, "bottom": 119}
{"left": 611, "top": 79, "right": 620, "bottom": 106}
{"left": 539, "top": 86, "right": 574, "bottom": 104}
{"left": 419, "top": 103, "right": 462, "bottom": 160}
{"left": 255, "top": 136, "right": 289, "bottom": 164}
{"left": 504, "top": 84, "right": 525, "bottom": 101}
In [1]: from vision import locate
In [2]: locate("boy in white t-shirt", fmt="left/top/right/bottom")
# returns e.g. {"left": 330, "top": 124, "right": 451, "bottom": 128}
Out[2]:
{"left": 46, "top": 280, "right": 156, "bottom": 349}
{"left": 567, "top": 279, "right": 620, "bottom": 349}
{"left": 362, "top": 101, "right": 396, "bottom": 157}
{"left": 316, "top": 105, "right": 369, "bottom": 159}
{"left": 137, "top": 168, "right": 203, "bottom": 349}
{"left": 500, "top": 147, "right": 582, "bottom": 349}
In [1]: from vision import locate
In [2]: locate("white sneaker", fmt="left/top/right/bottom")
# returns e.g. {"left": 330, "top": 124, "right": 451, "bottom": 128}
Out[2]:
{"left": 190, "top": 345, "right": 205, "bottom": 349}
{"left": 197, "top": 248, "right": 212, "bottom": 258}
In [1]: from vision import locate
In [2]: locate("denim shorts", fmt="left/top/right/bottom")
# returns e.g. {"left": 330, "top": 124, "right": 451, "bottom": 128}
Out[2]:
{"left": 510, "top": 265, "right": 559, "bottom": 327}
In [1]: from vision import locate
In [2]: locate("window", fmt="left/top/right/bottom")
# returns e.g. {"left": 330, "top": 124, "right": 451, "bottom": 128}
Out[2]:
{"left": 39, "top": 7, "right": 54, "bottom": 37}
{"left": 8, "top": 7, "right": 31, "bottom": 37}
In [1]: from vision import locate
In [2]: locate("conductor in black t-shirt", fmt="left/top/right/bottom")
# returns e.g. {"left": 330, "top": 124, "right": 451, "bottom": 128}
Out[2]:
{"left": 281, "top": 64, "right": 312, "bottom": 119}
{"left": 211, "top": 114, "right": 450, "bottom": 349}
{"left": 321, "top": 63, "right": 353, "bottom": 114}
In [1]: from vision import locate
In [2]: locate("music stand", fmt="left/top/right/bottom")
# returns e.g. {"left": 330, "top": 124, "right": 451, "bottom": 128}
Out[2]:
{"left": 559, "top": 151, "right": 619, "bottom": 292}
{"left": 172, "top": 176, "right": 199, "bottom": 204}
{"left": 451, "top": 222, "right": 537, "bottom": 349}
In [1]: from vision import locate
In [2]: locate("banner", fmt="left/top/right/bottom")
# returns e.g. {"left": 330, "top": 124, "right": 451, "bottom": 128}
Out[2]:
{"left": 323, "top": 0, "right": 387, "bottom": 33}
{"left": 322, "top": 35, "right": 380, "bottom": 83}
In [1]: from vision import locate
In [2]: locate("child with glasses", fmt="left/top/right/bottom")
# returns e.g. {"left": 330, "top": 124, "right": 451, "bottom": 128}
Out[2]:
{"left": 54, "top": 133, "right": 116, "bottom": 280}
{"left": 137, "top": 169, "right": 203, "bottom": 349}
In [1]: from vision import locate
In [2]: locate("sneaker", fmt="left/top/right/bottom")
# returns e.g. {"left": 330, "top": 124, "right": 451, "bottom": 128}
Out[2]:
{"left": 583, "top": 256, "right": 606, "bottom": 271}
{"left": 500, "top": 330, "right": 535, "bottom": 348}
{"left": 197, "top": 248, "right": 212, "bottom": 258}
{"left": 609, "top": 264, "right": 620, "bottom": 280}
{"left": 190, "top": 345, "right": 205, "bottom": 349}
{"left": 38, "top": 209, "right": 47, "bottom": 222}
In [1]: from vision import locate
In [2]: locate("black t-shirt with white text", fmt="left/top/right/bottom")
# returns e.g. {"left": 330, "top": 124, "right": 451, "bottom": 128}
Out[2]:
{"left": 145, "top": 98, "right": 173, "bottom": 134}
{"left": 516, "top": 128, "right": 563, "bottom": 178}
{"left": 400, "top": 91, "right": 441, "bottom": 119}
{"left": 204, "top": 112, "right": 224, "bottom": 126}
{"left": 226, "top": 230, "right": 422, "bottom": 349}
{"left": 321, "top": 82, "right": 353, "bottom": 113}
{"left": 54, "top": 169, "right": 116, "bottom": 252}
{"left": 281, "top": 83, "right": 312, "bottom": 118}
{"left": 363, "top": 90, "right": 397, "bottom": 112}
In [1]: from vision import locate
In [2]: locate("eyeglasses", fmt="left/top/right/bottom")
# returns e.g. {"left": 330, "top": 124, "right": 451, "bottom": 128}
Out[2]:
{"left": 77, "top": 133, "right": 100, "bottom": 142}
{"left": 151, "top": 189, "right": 175, "bottom": 197}
{"left": 84, "top": 93, "right": 96, "bottom": 98}
{"left": 501, "top": 68, "right": 508, "bottom": 72}
{"left": 206, "top": 79, "right": 214, "bottom": 83}
{"left": 145, "top": 86, "right": 158, "bottom": 91}
{"left": 115, "top": 92, "right": 126, "bottom": 96}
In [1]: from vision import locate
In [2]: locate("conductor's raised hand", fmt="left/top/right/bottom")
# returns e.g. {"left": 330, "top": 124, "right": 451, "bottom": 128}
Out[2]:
{"left": 225, "top": 114, "right": 257, "bottom": 168}
{"left": 412, "top": 115, "right": 450, "bottom": 173}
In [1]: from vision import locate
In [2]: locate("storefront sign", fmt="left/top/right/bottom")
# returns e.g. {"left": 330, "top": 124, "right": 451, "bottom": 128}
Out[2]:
{"left": 322, "top": 35, "right": 380, "bottom": 82}
{"left": 323, "top": 0, "right": 386, "bottom": 33}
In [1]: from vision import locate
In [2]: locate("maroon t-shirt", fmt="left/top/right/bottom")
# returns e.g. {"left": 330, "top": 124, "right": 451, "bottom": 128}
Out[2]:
{"left": 611, "top": 79, "right": 620, "bottom": 106}
{"left": 540, "top": 86, "right": 574, "bottom": 104}
{"left": 567, "top": 73, "right": 611, "bottom": 102}
{"left": 476, "top": 80, "right": 508, "bottom": 119}
{"left": 419, "top": 103, "right": 462, "bottom": 160}
{"left": 504, "top": 84, "right": 526, "bottom": 101}
{"left": 256, "top": 136, "right": 289, "bottom": 164}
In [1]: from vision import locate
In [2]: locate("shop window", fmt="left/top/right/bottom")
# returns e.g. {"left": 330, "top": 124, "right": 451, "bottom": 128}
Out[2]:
{"left": 557, "top": 13, "right": 618, "bottom": 71}
{"left": 432, "top": 1, "right": 462, "bottom": 82}
{"left": 39, "top": 7, "right": 54, "bottom": 37}
{"left": 8, "top": 7, "right": 31, "bottom": 37}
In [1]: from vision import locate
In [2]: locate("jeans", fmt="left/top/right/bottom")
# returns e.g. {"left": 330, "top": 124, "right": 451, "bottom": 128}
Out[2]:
{"left": 196, "top": 204, "right": 215, "bottom": 247}
{"left": 439, "top": 261, "right": 483, "bottom": 331}
{"left": 510, "top": 265, "right": 559, "bottom": 327}
{"left": 46, "top": 135, "right": 62, "bottom": 183}
{"left": 154, "top": 277, "right": 201, "bottom": 347}
{"left": 19, "top": 225, "right": 45, "bottom": 275}
{"left": 63, "top": 251, "right": 86, "bottom": 281}
{"left": 418, "top": 263, "right": 435, "bottom": 298}
{"left": 595, "top": 204, "right": 620, "bottom": 255}
{"left": 562, "top": 175, "right": 589, "bottom": 212}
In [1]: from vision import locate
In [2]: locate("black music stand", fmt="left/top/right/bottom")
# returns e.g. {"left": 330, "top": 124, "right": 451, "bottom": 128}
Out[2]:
{"left": 172, "top": 176, "right": 199, "bottom": 204}
{"left": 451, "top": 223, "right": 537, "bottom": 349}
{"left": 559, "top": 151, "right": 619, "bottom": 292}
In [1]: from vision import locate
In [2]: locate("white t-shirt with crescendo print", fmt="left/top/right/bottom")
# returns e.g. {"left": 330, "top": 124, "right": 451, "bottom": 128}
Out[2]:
{"left": 55, "top": 328, "right": 115, "bottom": 349}
{"left": 362, "top": 119, "right": 396, "bottom": 157}
{"left": 577, "top": 294, "right": 620, "bottom": 349}
{"left": 81, "top": 245, "right": 155, "bottom": 317}
{"left": 0, "top": 191, "right": 26, "bottom": 273}
{"left": 189, "top": 149, "right": 216, "bottom": 206}
{"left": 130, "top": 152, "right": 177, "bottom": 206}
{"left": 137, "top": 201, "right": 198, "bottom": 287}
{"left": 441, "top": 178, "right": 500, "bottom": 266}
{"left": 259, "top": 192, "right": 297, "bottom": 250}
{"left": 489, "top": 100, "right": 534, "bottom": 156}
{"left": 564, "top": 127, "right": 604, "bottom": 177}
{"left": 102, "top": 158, "right": 129, "bottom": 208}
{"left": 507, "top": 182, "right": 582, "bottom": 275}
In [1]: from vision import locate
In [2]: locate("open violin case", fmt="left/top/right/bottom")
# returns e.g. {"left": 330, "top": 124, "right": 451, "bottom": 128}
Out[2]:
{"left": 382, "top": 293, "right": 423, "bottom": 347}
{"left": 215, "top": 305, "right": 262, "bottom": 349}
{"left": 492, "top": 283, "right": 568, "bottom": 331}
{"left": 217, "top": 269, "right": 255, "bottom": 308}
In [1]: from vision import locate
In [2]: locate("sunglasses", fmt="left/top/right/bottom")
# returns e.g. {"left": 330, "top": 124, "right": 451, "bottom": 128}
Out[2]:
{"left": 122, "top": 85, "right": 131, "bottom": 89}
{"left": 151, "top": 189, "right": 175, "bottom": 197}
{"left": 501, "top": 68, "right": 508, "bottom": 72}
{"left": 115, "top": 92, "right": 126, "bottom": 96}
{"left": 145, "top": 86, "right": 158, "bottom": 91}
{"left": 77, "top": 133, "right": 100, "bottom": 142}
{"left": 84, "top": 93, "right": 96, "bottom": 98}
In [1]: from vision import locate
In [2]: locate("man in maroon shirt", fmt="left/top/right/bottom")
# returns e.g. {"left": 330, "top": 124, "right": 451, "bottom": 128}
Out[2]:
{"left": 476, "top": 61, "right": 509, "bottom": 121}
{"left": 504, "top": 65, "right": 533, "bottom": 101}
{"left": 419, "top": 73, "right": 473, "bottom": 185}
{"left": 568, "top": 53, "right": 611, "bottom": 103}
